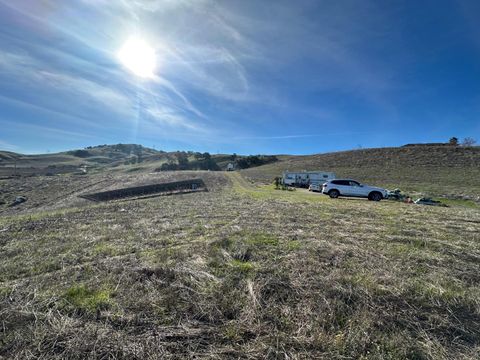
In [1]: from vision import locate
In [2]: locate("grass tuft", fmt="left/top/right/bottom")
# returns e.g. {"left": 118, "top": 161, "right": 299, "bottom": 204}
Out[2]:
{"left": 62, "top": 284, "right": 113, "bottom": 313}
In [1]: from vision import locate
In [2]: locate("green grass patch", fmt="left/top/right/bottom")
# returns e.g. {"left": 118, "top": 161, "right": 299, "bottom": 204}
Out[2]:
{"left": 439, "top": 198, "right": 479, "bottom": 208}
{"left": 245, "top": 232, "right": 279, "bottom": 247}
{"left": 228, "top": 172, "right": 328, "bottom": 203}
{"left": 286, "top": 240, "right": 301, "bottom": 251}
{"left": 230, "top": 259, "right": 254, "bottom": 273}
{"left": 93, "top": 242, "right": 120, "bottom": 257}
{"left": 407, "top": 279, "right": 478, "bottom": 305}
{"left": 62, "top": 284, "right": 113, "bottom": 313}
{"left": 32, "top": 259, "right": 62, "bottom": 275}
{"left": 0, "top": 286, "right": 12, "bottom": 298}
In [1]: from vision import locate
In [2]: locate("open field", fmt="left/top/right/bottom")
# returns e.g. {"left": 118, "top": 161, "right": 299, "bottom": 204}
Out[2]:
{"left": 1, "top": 170, "right": 479, "bottom": 359}
{"left": 0, "top": 171, "right": 226, "bottom": 216}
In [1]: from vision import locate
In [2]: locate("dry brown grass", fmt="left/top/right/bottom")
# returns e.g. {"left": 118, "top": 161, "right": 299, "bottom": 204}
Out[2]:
{"left": 0, "top": 171, "right": 479, "bottom": 359}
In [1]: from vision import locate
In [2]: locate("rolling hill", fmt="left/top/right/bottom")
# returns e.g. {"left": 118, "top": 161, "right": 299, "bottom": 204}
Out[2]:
{"left": 242, "top": 145, "right": 480, "bottom": 200}
{"left": 0, "top": 144, "right": 277, "bottom": 176}
{"left": 1, "top": 143, "right": 479, "bottom": 200}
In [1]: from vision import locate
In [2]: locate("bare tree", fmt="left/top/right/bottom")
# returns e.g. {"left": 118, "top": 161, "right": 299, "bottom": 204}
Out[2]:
{"left": 462, "top": 137, "right": 477, "bottom": 146}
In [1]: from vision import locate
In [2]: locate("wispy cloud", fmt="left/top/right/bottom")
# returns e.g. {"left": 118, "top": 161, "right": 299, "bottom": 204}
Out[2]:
{"left": 0, "top": 49, "right": 207, "bottom": 133}
{"left": 0, "top": 139, "right": 20, "bottom": 151}
{"left": 1, "top": 119, "right": 95, "bottom": 140}
{"left": 0, "top": 51, "right": 132, "bottom": 115}
{"left": 145, "top": 107, "right": 201, "bottom": 131}
{"left": 233, "top": 131, "right": 372, "bottom": 141}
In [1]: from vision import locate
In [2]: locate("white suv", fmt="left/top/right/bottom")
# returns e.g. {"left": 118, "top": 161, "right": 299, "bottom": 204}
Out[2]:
{"left": 322, "top": 179, "right": 388, "bottom": 201}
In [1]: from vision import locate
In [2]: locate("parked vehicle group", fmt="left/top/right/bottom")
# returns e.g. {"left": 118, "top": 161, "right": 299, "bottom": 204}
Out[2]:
{"left": 284, "top": 170, "right": 388, "bottom": 201}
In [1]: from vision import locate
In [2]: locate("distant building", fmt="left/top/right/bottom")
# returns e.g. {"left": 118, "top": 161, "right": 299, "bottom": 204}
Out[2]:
{"left": 226, "top": 163, "right": 235, "bottom": 171}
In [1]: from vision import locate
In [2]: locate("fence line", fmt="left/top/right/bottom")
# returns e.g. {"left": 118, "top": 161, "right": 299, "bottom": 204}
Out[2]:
{"left": 79, "top": 178, "right": 207, "bottom": 202}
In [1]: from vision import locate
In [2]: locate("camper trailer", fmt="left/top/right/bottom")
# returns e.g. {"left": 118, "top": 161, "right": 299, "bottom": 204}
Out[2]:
{"left": 282, "top": 171, "right": 336, "bottom": 188}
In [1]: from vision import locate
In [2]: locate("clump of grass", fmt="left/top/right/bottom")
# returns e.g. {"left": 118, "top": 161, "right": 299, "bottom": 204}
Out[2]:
{"left": 62, "top": 284, "right": 112, "bottom": 313}
{"left": 246, "top": 232, "right": 279, "bottom": 247}
{"left": 230, "top": 259, "right": 254, "bottom": 274}
{"left": 32, "top": 260, "right": 62, "bottom": 275}
{"left": 0, "top": 285, "right": 12, "bottom": 298}
{"left": 408, "top": 279, "right": 472, "bottom": 305}
{"left": 93, "top": 242, "right": 118, "bottom": 257}
{"left": 286, "top": 240, "right": 301, "bottom": 251}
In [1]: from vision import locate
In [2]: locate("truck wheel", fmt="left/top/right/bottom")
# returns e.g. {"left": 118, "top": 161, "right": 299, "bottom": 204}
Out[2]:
{"left": 329, "top": 189, "right": 339, "bottom": 199}
{"left": 369, "top": 192, "right": 382, "bottom": 201}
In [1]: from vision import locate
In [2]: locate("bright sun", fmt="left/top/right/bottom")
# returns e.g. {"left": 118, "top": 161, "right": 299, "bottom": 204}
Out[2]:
{"left": 117, "top": 37, "right": 156, "bottom": 78}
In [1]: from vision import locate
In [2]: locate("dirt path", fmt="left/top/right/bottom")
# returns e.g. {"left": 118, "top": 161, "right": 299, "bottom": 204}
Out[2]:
{"left": 226, "top": 171, "right": 257, "bottom": 190}
{"left": 226, "top": 172, "right": 325, "bottom": 202}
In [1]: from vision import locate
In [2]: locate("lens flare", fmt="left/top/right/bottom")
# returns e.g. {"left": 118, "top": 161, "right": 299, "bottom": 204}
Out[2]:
{"left": 117, "top": 37, "right": 156, "bottom": 78}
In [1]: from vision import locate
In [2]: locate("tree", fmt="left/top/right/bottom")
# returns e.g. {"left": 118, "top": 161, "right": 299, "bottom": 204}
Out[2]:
{"left": 70, "top": 149, "right": 91, "bottom": 158}
{"left": 449, "top": 137, "right": 459, "bottom": 146}
{"left": 202, "top": 152, "right": 211, "bottom": 160}
{"left": 462, "top": 137, "right": 477, "bottom": 147}
{"left": 231, "top": 153, "right": 237, "bottom": 161}
{"left": 159, "top": 161, "right": 177, "bottom": 171}
{"left": 177, "top": 153, "right": 189, "bottom": 170}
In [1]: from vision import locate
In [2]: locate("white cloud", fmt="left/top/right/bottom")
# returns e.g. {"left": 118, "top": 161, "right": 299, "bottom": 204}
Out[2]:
{"left": 0, "top": 139, "right": 20, "bottom": 151}
{"left": 145, "top": 107, "right": 201, "bottom": 131}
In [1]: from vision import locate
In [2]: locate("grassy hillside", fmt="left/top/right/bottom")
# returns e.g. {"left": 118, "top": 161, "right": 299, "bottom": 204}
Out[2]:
{"left": 0, "top": 144, "right": 163, "bottom": 176}
{"left": 242, "top": 146, "right": 480, "bottom": 200}
{"left": 0, "top": 171, "right": 479, "bottom": 358}
{"left": 2, "top": 144, "right": 478, "bottom": 198}
{"left": 0, "top": 144, "right": 276, "bottom": 176}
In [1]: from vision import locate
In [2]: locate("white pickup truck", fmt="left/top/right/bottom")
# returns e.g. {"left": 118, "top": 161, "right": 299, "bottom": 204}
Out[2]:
{"left": 322, "top": 179, "right": 388, "bottom": 201}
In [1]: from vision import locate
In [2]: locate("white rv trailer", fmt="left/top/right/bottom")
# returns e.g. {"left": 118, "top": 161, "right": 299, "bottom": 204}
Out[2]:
{"left": 282, "top": 171, "right": 336, "bottom": 188}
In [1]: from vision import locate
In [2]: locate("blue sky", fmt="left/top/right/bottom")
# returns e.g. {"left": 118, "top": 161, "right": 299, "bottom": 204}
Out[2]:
{"left": 0, "top": 0, "right": 479, "bottom": 155}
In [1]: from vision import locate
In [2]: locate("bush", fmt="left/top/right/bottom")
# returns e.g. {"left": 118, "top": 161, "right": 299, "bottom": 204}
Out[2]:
{"left": 69, "top": 150, "right": 92, "bottom": 158}
{"left": 236, "top": 155, "right": 278, "bottom": 169}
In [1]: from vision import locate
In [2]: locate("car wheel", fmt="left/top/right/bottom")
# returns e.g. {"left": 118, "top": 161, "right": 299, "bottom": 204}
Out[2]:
{"left": 329, "top": 189, "right": 339, "bottom": 198}
{"left": 370, "top": 192, "right": 382, "bottom": 201}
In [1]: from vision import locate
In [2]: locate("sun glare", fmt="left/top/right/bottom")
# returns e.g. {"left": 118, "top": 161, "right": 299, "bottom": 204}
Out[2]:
{"left": 117, "top": 37, "right": 156, "bottom": 78}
